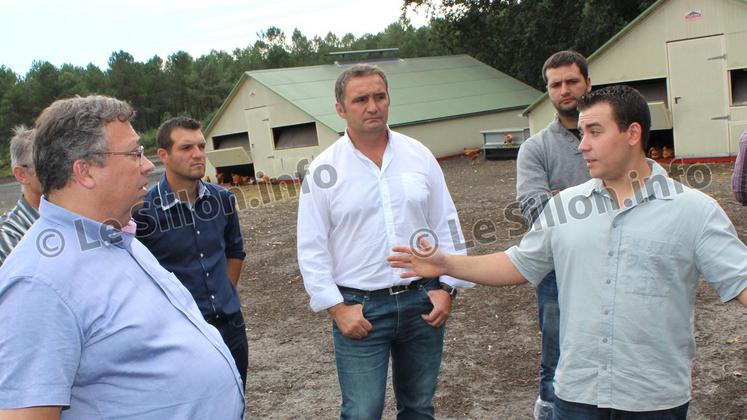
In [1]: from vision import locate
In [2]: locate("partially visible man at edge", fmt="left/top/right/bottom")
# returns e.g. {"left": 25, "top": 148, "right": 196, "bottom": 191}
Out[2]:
{"left": 0, "top": 126, "right": 42, "bottom": 265}
{"left": 133, "top": 116, "right": 248, "bottom": 389}
{"left": 515, "top": 50, "right": 592, "bottom": 420}
{"left": 0, "top": 95, "right": 244, "bottom": 419}
{"left": 731, "top": 129, "right": 747, "bottom": 204}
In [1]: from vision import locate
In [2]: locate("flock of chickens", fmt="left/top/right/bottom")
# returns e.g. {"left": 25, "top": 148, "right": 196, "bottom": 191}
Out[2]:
{"left": 209, "top": 172, "right": 272, "bottom": 186}
{"left": 464, "top": 135, "right": 674, "bottom": 165}
{"left": 647, "top": 146, "right": 675, "bottom": 160}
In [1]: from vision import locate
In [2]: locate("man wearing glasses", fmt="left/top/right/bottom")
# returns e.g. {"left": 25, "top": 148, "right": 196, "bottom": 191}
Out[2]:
{"left": 0, "top": 96, "right": 245, "bottom": 419}
{"left": 0, "top": 126, "right": 42, "bottom": 265}
{"left": 133, "top": 116, "right": 248, "bottom": 390}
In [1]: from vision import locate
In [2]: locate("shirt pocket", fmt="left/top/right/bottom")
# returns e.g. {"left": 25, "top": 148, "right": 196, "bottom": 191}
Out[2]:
{"left": 622, "top": 238, "right": 680, "bottom": 297}
{"left": 400, "top": 172, "right": 430, "bottom": 204}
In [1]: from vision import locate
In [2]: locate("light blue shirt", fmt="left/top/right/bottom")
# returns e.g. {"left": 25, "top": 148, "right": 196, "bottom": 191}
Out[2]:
{"left": 0, "top": 198, "right": 244, "bottom": 418}
{"left": 506, "top": 162, "right": 747, "bottom": 411}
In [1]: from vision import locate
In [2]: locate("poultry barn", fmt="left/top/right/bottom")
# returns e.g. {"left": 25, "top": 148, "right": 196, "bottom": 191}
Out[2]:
{"left": 204, "top": 52, "right": 541, "bottom": 181}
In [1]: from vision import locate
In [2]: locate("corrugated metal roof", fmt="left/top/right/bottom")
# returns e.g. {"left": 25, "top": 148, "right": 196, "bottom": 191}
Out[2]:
{"left": 244, "top": 54, "right": 541, "bottom": 133}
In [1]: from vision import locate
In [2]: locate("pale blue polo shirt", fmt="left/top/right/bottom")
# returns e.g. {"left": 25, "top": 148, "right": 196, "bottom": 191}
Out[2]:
{"left": 506, "top": 162, "right": 747, "bottom": 411}
{"left": 0, "top": 199, "right": 244, "bottom": 418}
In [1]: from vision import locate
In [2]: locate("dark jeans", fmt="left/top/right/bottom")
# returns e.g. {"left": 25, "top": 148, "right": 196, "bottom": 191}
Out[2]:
{"left": 209, "top": 310, "right": 249, "bottom": 390}
{"left": 332, "top": 278, "right": 444, "bottom": 420}
{"left": 554, "top": 398, "right": 689, "bottom": 420}
{"left": 537, "top": 271, "right": 560, "bottom": 405}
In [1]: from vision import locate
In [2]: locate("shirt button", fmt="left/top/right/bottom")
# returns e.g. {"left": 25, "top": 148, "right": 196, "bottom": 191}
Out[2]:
{"left": 603, "top": 310, "right": 609, "bottom": 315}
{"left": 603, "top": 338, "right": 608, "bottom": 343}
{"left": 211, "top": 295, "right": 215, "bottom": 299}
{"left": 603, "top": 366, "right": 608, "bottom": 371}
{"left": 196, "top": 230, "right": 201, "bottom": 235}
{"left": 608, "top": 251, "right": 613, "bottom": 256}
{"left": 206, "top": 272, "right": 210, "bottom": 277}
{"left": 606, "top": 280, "right": 611, "bottom": 284}
{"left": 200, "top": 253, "right": 204, "bottom": 258}
{"left": 612, "top": 222, "right": 617, "bottom": 228}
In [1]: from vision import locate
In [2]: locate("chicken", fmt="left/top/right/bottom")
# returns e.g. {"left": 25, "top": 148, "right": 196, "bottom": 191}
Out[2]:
{"left": 257, "top": 174, "right": 271, "bottom": 184}
{"left": 661, "top": 146, "right": 674, "bottom": 159}
{"left": 464, "top": 147, "right": 482, "bottom": 165}
{"left": 647, "top": 147, "right": 661, "bottom": 160}
{"left": 504, "top": 133, "right": 513, "bottom": 145}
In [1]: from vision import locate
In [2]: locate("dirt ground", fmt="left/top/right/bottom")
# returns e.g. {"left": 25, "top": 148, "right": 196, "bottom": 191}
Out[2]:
{"left": 237, "top": 157, "right": 746, "bottom": 419}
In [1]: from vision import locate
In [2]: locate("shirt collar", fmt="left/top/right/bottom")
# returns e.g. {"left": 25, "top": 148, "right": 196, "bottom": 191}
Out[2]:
{"left": 17, "top": 193, "right": 40, "bottom": 219}
{"left": 580, "top": 159, "right": 678, "bottom": 201}
{"left": 640, "top": 160, "right": 678, "bottom": 201}
{"left": 156, "top": 175, "right": 209, "bottom": 210}
{"left": 39, "top": 197, "right": 134, "bottom": 249}
{"left": 549, "top": 116, "right": 580, "bottom": 142}
{"left": 343, "top": 128, "right": 394, "bottom": 169}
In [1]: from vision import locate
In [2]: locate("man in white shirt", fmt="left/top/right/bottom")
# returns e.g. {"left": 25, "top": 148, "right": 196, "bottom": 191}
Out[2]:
{"left": 297, "top": 64, "right": 472, "bottom": 419}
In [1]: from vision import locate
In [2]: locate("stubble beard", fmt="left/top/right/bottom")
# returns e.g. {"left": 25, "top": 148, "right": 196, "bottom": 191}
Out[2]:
{"left": 553, "top": 98, "right": 580, "bottom": 120}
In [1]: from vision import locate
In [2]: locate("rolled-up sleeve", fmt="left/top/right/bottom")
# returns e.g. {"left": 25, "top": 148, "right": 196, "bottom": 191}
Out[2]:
{"left": 505, "top": 218, "right": 555, "bottom": 287}
{"left": 694, "top": 200, "right": 747, "bottom": 302}
{"left": 223, "top": 192, "right": 246, "bottom": 260}
{"left": 0, "top": 277, "right": 81, "bottom": 408}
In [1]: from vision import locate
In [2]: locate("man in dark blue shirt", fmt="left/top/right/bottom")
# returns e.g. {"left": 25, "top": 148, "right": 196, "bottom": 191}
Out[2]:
{"left": 133, "top": 116, "right": 248, "bottom": 389}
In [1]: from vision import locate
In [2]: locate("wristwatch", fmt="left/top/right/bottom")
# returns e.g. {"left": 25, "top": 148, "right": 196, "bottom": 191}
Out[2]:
{"left": 438, "top": 283, "right": 458, "bottom": 299}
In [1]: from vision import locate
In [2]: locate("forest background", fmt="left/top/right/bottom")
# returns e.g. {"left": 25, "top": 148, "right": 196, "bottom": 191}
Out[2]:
{"left": 0, "top": 0, "right": 656, "bottom": 172}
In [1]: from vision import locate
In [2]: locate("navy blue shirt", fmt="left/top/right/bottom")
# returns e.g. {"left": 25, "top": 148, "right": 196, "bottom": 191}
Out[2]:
{"left": 134, "top": 176, "right": 246, "bottom": 317}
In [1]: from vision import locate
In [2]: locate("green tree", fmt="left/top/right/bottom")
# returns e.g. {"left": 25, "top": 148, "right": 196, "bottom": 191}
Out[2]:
{"left": 164, "top": 51, "right": 194, "bottom": 116}
{"left": 407, "top": 0, "right": 657, "bottom": 88}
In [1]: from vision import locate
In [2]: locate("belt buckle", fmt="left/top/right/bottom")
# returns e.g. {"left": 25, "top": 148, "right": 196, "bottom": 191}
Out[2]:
{"left": 388, "top": 285, "right": 409, "bottom": 295}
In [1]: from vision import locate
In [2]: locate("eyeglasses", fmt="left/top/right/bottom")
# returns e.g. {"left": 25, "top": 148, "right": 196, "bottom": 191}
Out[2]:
{"left": 91, "top": 145, "right": 145, "bottom": 164}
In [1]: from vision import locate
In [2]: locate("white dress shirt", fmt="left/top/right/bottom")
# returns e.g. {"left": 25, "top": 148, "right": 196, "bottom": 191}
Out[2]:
{"left": 297, "top": 129, "right": 473, "bottom": 312}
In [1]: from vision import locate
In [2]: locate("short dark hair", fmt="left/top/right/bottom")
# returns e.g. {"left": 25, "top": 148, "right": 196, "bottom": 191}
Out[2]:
{"left": 335, "top": 64, "right": 389, "bottom": 103}
{"left": 34, "top": 95, "right": 135, "bottom": 195}
{"left": 577, "top": 85, "right": 651, "bottom": 152}
{"left": 542, "top": 50, "right": 589, "bottom": 83}
{"left": 157, "top": 116, "right": 201, "bottom": 151}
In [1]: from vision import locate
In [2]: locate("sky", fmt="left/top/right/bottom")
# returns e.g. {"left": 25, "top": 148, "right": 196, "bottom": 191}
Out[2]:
{"left": 0, "top": 0, "right": 432, "bottom": 76}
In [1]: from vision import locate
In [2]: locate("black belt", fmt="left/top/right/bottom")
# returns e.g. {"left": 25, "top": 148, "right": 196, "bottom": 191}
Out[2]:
{"left": 338, "top": 278, "right": 435, "bottom": 298}
{"left": 205, "top": 312, "right": 232, "bottom": 326}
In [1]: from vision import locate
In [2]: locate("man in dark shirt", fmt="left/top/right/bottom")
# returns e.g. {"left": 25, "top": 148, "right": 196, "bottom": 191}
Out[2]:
{"left": 133, "top": 116, "right": 248, "bottom": 389}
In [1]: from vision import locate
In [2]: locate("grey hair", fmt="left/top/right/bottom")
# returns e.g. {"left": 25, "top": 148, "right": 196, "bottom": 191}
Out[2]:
{"left": 34, "top": 95, "right": 136, "bottom": 195}
{"left": 334, "top": 64, "right": 389, "bottom": 103}
{"left": 9, "top": 125, "right": 35, "bottom": 169}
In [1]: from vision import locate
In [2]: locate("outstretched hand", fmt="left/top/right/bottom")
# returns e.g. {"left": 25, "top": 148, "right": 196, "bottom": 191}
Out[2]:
{"left": 388, "top": 236, "right": 448, "bottom": 279}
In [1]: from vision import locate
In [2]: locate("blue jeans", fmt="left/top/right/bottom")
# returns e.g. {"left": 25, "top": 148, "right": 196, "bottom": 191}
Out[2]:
{"left": 537, "top": 271, "right": 560, "bottom": 404}
{"left": 332, "top": 278, "right": 444, "bottom": 420}
{"left": 554, "top": 398, "right": 689, "bottom": 420}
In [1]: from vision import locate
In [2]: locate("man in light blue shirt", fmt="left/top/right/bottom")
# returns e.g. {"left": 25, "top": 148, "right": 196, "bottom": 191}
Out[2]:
{"left": 0, "top": 96, "right": 244, "bottom": 419}
{"left": 389, "top": 86, "right": 747, "bottom": 419}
